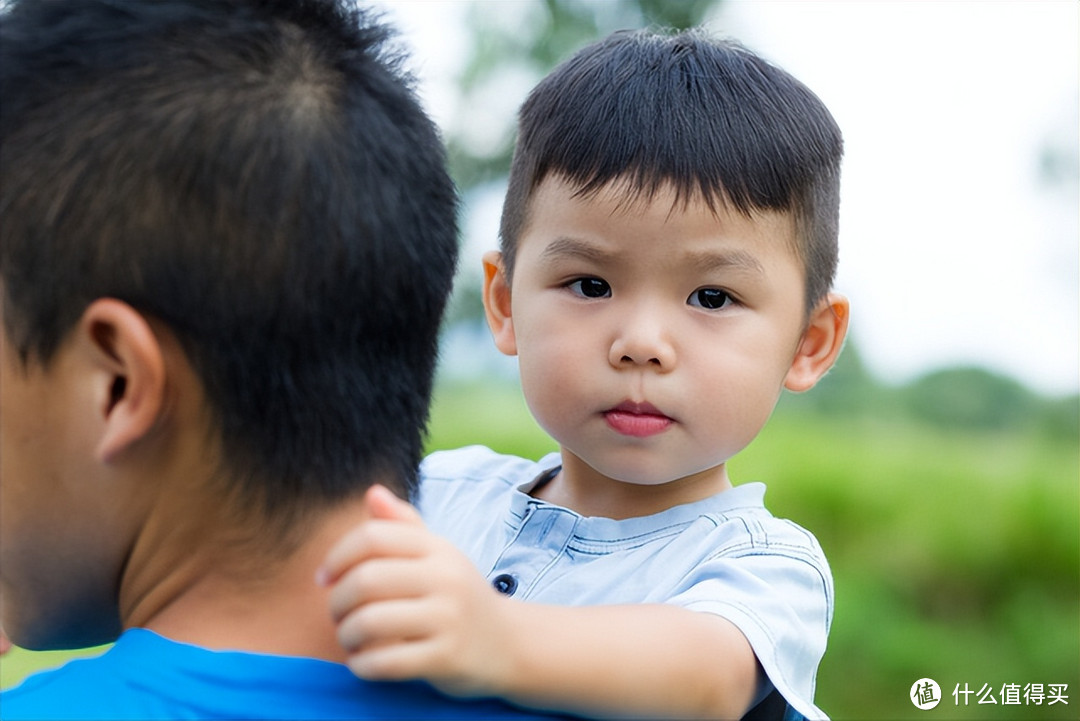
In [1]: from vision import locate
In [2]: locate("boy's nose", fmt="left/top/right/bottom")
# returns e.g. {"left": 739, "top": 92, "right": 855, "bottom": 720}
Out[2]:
{"left": 608, "top": 315, "right": 676, "bottom": 371}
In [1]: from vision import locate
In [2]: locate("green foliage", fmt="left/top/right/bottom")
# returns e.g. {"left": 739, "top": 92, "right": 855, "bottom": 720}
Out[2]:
{"left": 735, "top": 414, "right": 1079, "bottom": 720}
{"left": 782, "top": 344, "right": 1080, "bottom": 443}
{"left": 903, "top": 367, "right": 1043, "bottom": 430}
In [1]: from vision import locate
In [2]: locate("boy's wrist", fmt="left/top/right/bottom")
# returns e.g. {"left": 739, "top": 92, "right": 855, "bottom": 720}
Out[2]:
{"left": 455, "top": 591, "right": 531, "bottom": 700}
{"left": 473, "top": 593, "right": 526, "bottom": 697}
{"left": 422, "top": 580, "right": 527, "bottom": 700}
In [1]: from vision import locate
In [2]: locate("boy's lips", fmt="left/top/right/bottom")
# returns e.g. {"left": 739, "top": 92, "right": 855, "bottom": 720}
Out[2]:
{"left": 603, "top": 401, "right": 673, "bottom": 438}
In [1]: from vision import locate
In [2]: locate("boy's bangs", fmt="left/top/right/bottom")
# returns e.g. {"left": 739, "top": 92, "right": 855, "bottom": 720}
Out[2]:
{"left": 520, "top": 30, "right": 838, "bottom": 222}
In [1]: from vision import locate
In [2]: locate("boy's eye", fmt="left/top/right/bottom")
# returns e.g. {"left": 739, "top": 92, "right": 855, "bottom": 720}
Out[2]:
{"left": 568, "top": 277, "right": 611, "bottom": 298}
{"left": 688, "top": 288, "right": 734, "bottom": 310}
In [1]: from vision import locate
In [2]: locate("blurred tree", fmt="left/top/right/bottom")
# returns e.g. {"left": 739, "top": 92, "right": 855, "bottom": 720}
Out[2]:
{"left": 903, "top": 366, "right": 1041, "bottom": 432}
{"left": 1037, "top": 393, "right": 1080, "bottom": 442}
{"left": 776, "top": 344, "right": 1080, "bottom": 434}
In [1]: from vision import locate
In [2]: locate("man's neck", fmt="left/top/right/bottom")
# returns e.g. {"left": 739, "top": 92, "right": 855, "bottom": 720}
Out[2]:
{"left": 121, "top": 494, "right": 371, "bottom": 662}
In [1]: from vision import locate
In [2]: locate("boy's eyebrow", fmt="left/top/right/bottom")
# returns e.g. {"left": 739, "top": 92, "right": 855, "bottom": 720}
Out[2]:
{"left": 540, "top": 237, "right": 766, "bottom": 276}
{"left": 539, "top": 236, "right": 617, "bottom": 264}
{"left": 683, "top": 249, "right": 766, "bottom": 276}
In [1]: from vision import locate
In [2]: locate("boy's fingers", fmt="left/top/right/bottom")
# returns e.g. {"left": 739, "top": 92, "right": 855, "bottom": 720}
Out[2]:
{"left": 327, "top": 558, "right": 437, "bottom": 622}
{"left": 347, "top": 641, "right": 430, "bottom": 682}
{"left": 317, "top": 519, "right": 429, "bottom": 586}
{"left": 337, "top": 597, "right": 439, "bottom": 655}
{"left": 364, "top": 484, "right": 424, "bottom": 525}
{"left": 347, "top": 639, "right": 446, "bottom": 683}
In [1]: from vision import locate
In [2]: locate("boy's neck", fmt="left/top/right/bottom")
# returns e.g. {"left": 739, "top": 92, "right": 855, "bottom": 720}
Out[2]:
{"left": 533, "top": 450, "right": 733, "bottom": 519}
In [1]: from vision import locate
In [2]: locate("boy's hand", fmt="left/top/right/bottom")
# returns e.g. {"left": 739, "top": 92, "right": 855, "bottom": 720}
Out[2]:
{"left": 319, "top": 485, "right": 516, "bottom": 698}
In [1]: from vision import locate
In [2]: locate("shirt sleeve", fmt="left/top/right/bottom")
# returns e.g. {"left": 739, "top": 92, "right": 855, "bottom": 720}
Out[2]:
{"left": 666, "top": 521, "right": 833, "bottom": 721}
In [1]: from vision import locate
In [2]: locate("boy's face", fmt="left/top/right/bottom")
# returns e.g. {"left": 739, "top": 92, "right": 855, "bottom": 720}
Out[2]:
{"left": 491, "top": 176, "right": 816, "bottom": 492}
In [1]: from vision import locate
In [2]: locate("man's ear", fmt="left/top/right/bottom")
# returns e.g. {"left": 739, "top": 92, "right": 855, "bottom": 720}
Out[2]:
{"left": 481, "top": 250, "right": 518, "bottom": 357}
{"left": 76, "top": 299, "right": 167, "bottom": 463}
{"left": 784, "top": 293, "right": 850, "bottom": 393}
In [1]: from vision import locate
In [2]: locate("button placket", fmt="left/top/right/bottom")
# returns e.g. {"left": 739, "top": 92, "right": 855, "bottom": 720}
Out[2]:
{"left": 487, "top": 505, "right": 578, "bottom": 599}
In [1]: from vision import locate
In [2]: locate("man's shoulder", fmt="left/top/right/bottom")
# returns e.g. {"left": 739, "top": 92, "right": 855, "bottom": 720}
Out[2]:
{"left": 1, "top": 647, "right": 147, "bottom": 720}
{"left": 1, "top": 630, "right": 564, "bottom": 720}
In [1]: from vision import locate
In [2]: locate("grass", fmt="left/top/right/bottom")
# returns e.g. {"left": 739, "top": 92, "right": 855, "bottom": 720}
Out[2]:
{"left": 4, "top": 380, "right": 1077, "bottom": 721}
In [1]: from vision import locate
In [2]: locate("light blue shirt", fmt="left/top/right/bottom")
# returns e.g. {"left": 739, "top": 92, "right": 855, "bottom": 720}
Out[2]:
{"left": 419, "top": 446, "right": 833, "bottom": 721}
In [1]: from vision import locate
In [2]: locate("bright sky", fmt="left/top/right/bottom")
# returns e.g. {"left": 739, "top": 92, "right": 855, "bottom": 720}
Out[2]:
{"left": 377, "top": 0, "right": 1079, "bottom": 395}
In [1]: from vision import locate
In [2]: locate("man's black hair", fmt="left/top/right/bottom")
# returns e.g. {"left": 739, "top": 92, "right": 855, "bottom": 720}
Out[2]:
{"left": 500, "top": 28, "right": 843, "bottom": 310}
{"left": 0, "top": 0, "right": 458, "bottom": 517}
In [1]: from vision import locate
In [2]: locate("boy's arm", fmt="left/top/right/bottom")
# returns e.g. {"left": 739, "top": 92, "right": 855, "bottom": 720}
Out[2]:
{"left": 479, "top": 602, "right": 762, "bottom": 720}
{"left": 320, "top": 486, "right": 763, "bottom": 720}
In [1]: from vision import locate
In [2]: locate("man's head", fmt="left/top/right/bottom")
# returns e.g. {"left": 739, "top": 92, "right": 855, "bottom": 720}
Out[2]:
{"left": 499, "top": 28, "right": 843, "bottom": 313}
{"left": 0, "top": 0, "right": 456, "bottom": 505}
{"left": 0, "top": 0, "right": 457, "bottom": 647}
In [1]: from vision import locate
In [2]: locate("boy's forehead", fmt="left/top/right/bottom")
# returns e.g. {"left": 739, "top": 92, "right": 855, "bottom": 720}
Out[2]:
{"left": 542, "top": 173, "right": 706, "bottom": 214}
{"left": 525, "top": 174, "right": 801, "bottom": 253}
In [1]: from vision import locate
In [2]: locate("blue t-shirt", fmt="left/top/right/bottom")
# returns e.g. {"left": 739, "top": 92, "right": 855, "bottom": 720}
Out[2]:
{"left": 0, "top": 629, "right": 562, "bottom": 720}
{"left": 418, "top": 446, "right": 833, "bottom": 721}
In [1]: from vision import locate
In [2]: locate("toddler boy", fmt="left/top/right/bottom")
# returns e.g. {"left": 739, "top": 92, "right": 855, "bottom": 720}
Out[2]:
{"left": 322, "top": 28, "right": 848, "bottom": 721}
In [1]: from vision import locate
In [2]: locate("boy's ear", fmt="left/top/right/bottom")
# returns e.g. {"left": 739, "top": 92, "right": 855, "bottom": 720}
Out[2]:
{"left": 76, "top": 299, "right": 167, "bottom": 463}
{"left": 784, "top": 293, "right": 850, "bottom": 393}
{"left": 481, "top": 250, "right": 518, "bottom": 357}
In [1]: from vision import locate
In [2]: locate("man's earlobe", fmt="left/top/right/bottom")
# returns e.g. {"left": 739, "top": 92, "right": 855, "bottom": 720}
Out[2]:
{"left": 78, "top": 299, "right": 167, "bottom": 463}
{"left": 481, "top": 250, "right": 518, "bottom": 357}
{"left": 784, "top": 293, "right": 850, "bottom": 393}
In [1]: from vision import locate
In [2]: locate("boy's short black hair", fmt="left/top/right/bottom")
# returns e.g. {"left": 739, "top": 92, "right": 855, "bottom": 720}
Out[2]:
{"left": 0, "top": 0, "right": 457, "bottom": 516}
{"left": 500, "top": 28, "right": 843, "bottom": 310}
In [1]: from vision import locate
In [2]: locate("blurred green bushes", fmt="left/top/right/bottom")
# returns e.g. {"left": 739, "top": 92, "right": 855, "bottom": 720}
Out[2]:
{"left": 784, "top": 342, "right": 1079, "bottom": 442}
{"left": 736, "top": 414, "right": 1078, "bottom": 720}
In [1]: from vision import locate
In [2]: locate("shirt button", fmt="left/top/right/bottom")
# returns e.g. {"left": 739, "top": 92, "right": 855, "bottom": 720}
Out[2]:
{"left": 491, "top": 573, "right": 518, "bottom": 596}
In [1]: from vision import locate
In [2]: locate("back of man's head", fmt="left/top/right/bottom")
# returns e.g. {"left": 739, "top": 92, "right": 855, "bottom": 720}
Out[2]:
{"left": 0, "top": 0, "right": 458, "bottom": 518}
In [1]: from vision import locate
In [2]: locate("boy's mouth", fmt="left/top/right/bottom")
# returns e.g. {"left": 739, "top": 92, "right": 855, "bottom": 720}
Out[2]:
{"left": 603, "top": 400, "right": 673, "bottom": 438}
